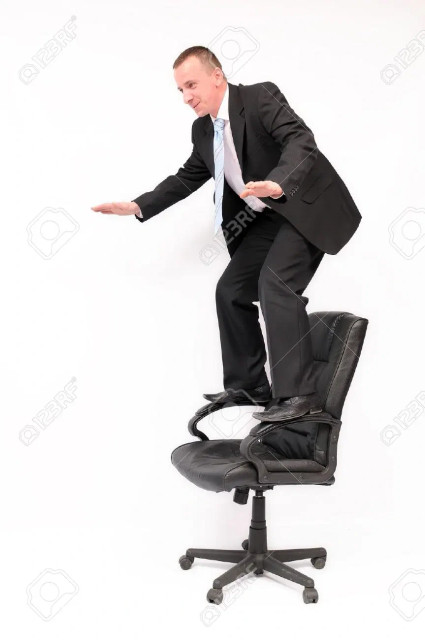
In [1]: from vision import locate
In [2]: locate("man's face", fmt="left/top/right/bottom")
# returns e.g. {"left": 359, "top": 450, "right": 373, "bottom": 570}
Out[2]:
{"left": 174, "top": 56, "right": 226, "bottom": 117}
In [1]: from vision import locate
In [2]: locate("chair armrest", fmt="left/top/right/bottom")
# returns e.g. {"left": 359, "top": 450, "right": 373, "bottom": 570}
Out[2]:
{"left": 187, "top": 398, "right": 269, "bottom": 441}
{"left": 187, "top": 401, "right": 221, "bottom": 441}
{"left": 248, "top": 411, "right": 341, "bottom": 438}
{"left": 240, "top": 412, "right": 342, "bottom": 485}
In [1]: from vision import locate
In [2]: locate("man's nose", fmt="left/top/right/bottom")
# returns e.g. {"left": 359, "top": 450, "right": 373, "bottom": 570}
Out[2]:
{"left": 183, "top": 93, "right": 193, "bottom": 105}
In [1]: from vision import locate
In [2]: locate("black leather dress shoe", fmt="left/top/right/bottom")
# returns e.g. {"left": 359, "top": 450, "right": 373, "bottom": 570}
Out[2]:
{"left": 252, "top": 392, "right": 322, "bottom": 422}
{"left": 203, "top": 382, "right": 271, "bottom": 405}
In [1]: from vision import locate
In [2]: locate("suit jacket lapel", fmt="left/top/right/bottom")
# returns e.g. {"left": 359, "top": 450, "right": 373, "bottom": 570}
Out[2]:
{"left": 227, "top": 82, "right": 246, "bottom": 170}
{"left": 201, "top": 82, "right": 246, "bottom": 175}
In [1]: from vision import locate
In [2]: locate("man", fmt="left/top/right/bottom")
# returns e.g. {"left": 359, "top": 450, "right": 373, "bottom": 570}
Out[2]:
{"left": 92, "top": 46, "right": 361, "bottom": 423}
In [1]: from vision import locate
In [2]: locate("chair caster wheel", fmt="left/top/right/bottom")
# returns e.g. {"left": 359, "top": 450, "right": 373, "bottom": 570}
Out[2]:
{"left": 311, "top": 556, "right": 326, "bottom": 569}
{"left": 303, "top": 587, "right": 319, "bottom": 603}
{"left": 241, "top": 539, "right": 249, "bottom": 550}
{"left": 207, "top": 588, "right": 223, "bottom": 604}
{"left": 179, "top": 554, "right": 194, "bottom": 570}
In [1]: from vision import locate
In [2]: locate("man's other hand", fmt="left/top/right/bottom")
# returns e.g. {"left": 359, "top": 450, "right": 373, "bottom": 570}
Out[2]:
{"left": 239, "top": 181, "right": 283, "bottom": 199}
{"left": 91, "top": 202, "right": 141, "bottom": 216}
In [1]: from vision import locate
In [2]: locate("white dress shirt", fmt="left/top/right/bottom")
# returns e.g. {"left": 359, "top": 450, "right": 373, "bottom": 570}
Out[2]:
{"left": 135, "top": 83, "right": 283, "bottom": 219}
{"left": 210, "top": 82, "right": 283, "bottom": 214}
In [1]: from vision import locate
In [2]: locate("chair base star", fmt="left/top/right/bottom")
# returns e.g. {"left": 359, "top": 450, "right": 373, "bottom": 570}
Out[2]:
{"left": 179, "top": 490, "right": 324, "bottom": 604}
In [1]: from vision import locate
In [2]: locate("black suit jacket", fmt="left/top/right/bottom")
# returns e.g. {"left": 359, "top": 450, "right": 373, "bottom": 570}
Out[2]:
{"left": 132, "top": 81, "right": 361, "bottom": 254}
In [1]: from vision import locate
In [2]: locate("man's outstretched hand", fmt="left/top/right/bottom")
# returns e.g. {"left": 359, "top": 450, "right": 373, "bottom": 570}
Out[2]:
{"left": 239, "top": 180, "right": 283, "bottom": 199}
{"left": 91, "top": 202, "right": 141, "bottom": 216}
{"left": 91, "top": 183, "right": 283, "bottom": 216}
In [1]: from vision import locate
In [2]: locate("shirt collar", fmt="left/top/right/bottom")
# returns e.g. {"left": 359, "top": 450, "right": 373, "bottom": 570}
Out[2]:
{"left": 210, "top": 83, "right": 229, "bottom": 123}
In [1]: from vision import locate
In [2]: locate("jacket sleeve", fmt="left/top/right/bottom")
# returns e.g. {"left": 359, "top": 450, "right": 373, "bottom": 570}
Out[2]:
{"left": 132, "top": 123, "right": 212, "bottom": 223}
{"left": 258, "top": 81, "right": 318, "bottom": 198}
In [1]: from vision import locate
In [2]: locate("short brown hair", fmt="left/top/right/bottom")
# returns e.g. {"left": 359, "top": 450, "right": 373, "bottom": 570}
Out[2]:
{"left": 173, "top": 46, "right": 227, "bottom": 80}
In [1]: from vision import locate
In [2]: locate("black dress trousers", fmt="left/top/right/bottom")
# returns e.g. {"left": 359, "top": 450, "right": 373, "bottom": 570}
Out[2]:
{"left": 215, "top": 207, "right": 325, "bottom": 399}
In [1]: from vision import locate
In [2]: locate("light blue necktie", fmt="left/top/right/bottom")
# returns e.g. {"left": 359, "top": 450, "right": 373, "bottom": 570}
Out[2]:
{"left": 213, "top": 118, "right": 225, "bottom": 234}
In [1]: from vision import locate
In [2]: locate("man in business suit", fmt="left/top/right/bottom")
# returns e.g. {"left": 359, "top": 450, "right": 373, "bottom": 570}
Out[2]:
{"left": 92, "top": 46, "right": 361, "bottom": 423}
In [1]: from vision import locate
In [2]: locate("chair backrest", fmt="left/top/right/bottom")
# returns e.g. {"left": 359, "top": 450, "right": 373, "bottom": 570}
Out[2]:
{"left": 309, "top": 311, "right": 368, "bottom": 419}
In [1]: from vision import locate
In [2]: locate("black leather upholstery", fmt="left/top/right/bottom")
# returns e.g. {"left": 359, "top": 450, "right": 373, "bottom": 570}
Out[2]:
{"left": 308, "top": 311, "right": 368, "bottom": 419}
{"left": 171, "top": 311, "right": 368, "bottom": 493}
{"left": 262, "top": 311, "right": 368, "bottom": 460}
{"left": 172, "top": 440, "right": 326, "bottom": 492}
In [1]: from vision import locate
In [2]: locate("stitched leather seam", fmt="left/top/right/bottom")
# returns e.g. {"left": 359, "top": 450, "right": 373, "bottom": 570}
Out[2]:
{"left": 223, "top": 460, "right": 252, "bottom": 489}
{"left": 324, "top": 317, "right": 359, "bottom": 406}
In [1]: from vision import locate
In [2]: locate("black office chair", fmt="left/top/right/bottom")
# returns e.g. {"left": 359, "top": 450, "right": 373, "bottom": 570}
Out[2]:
{"left": 171, "top": 311, "right": 368, "bottom": 605}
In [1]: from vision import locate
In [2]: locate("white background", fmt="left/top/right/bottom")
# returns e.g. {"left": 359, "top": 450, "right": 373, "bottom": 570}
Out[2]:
{"left": 1, "top": 0, "right": 425, "bottom": 636}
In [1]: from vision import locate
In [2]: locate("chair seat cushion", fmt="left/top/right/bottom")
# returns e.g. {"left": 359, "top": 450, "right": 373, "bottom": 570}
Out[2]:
{"left": 171, "top": 439, "right": 326, "bottom": 493}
